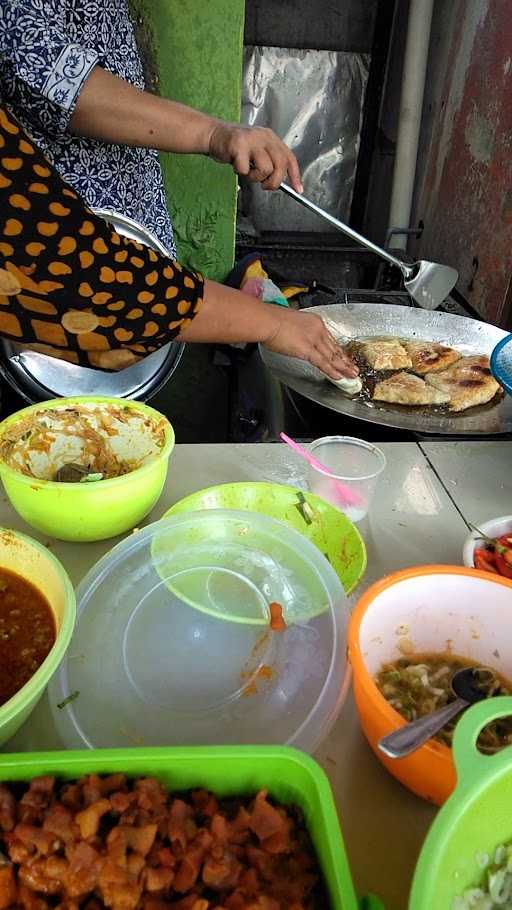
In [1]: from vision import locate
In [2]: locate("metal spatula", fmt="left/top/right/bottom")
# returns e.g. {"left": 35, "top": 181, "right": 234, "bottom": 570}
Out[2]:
{"left": 280, "top": 183, "right": 458, "bottom": 310}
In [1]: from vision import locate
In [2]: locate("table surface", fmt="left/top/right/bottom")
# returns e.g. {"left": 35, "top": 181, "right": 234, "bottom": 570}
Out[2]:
{"left": 4, "top": 441, "right": 511, "bottom": 910}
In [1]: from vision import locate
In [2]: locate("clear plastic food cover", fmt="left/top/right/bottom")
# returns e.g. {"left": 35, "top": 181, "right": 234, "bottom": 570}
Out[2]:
{"left": 50, "top": 511, "right": 350, "bottom": 752}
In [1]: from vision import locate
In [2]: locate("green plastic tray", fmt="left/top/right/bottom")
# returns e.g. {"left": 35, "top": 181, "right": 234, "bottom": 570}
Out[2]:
{"left": 0, "top": 746, "right": 383, "bottom": 910}
{"left": 410, "top": 696, "right": 512, "bottom": 907}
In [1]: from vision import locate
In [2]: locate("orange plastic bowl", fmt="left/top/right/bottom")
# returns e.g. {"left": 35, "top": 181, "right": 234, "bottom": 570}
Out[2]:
{"left": 348, "top": 566, "right": 512, "bottom": 805}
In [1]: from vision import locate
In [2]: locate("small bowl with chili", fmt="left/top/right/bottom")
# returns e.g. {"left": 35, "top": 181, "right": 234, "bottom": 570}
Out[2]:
{"left": 462, "top": 515, "right": 512, "bottom": 578}
{"left": 348, "top": 565, "right": 512, "bottom": 806}
{"left": 0, "top": 527, "right": 75, "bottom": 746}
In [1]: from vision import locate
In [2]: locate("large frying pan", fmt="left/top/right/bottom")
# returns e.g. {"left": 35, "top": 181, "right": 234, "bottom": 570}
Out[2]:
{"left": 261, "top": 304, "right": 512, "bottom": 436}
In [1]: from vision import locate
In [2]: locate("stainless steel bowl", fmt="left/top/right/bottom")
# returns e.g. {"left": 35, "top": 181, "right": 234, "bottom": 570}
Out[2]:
{"left": 0, "top": 210, "right": 183, "bottom": 403}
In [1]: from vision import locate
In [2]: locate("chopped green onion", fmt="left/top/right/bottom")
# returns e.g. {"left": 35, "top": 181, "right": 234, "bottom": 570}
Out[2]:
{"left": 294, "top": 492, "right": 314, "bottom": 525}
{"left": 56, "top": 691, "right": 80, "bottom": 710}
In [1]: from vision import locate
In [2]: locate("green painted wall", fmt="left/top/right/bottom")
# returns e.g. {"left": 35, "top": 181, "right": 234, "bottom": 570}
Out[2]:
{"left": 143, "top": 1, "right": 244, "bottom": 281}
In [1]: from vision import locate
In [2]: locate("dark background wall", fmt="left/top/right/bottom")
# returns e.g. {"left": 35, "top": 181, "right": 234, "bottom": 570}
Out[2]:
{"left": 244, "top": 0, "right": 378, "bottom": 52}
{"left": 301, "top": 0, "right": 512, "bottom": 329}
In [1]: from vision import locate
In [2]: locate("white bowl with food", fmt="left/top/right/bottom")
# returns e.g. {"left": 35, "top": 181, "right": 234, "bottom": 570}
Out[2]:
{"left": 0, "top": 397, "right": 174, "bottom": 542}
{"left": 462, "top": 515, "right": 512, "bottom": 578}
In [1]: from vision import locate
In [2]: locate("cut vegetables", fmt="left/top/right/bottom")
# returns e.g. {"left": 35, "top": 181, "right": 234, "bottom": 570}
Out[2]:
{"left": 375, "top": 654, "right": 512, "bottom": 753}
{"left": 454, "top": 842, "right": 512, "bottom": 909}
{"left": 0, "top": 404, "right": 168, "bottom": 482}
{"left": 473, "top": 530, "right": 512, "bottom": 579}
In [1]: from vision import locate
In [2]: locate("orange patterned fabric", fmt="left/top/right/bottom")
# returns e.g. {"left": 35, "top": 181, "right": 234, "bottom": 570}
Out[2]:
{"left": 0, "top": 103, "right": 204, "bottom": 370}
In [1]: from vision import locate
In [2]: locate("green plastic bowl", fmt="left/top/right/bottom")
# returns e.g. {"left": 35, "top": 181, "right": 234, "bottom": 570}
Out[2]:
{"left": 410, "top": 696, "right": 512, "bottom": 908}
{"left": 0, "top": 746, "right": 383, "bottom": 910}
{"left": 165, "top": 482, "right": 367, "bottom": 595}
{"left": 0, "top": 527, "right": 75, "bottom": 746}
{"left": 0, "top": 397, "right": 174, "bottom": 542}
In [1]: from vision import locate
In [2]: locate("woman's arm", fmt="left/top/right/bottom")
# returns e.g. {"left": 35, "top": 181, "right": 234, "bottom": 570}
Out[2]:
{"left": 0, "top": 101, "right": 355, "bottom": 379}
{"left": 0, "top": 0, "right": 301, "bottom": 191}
{"left": 70, "top": 66, "right": 302, "bottom": 192}
{"left": 0, "top": 3, "right": 300, "bottom": 191}
{"left": 180, "top": 281, "right": 357, "bottom": 380}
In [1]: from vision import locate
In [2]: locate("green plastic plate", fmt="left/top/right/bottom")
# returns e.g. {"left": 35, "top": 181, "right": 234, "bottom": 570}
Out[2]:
{"left": 164, "top": 482, "right": 367, "bottom": 596}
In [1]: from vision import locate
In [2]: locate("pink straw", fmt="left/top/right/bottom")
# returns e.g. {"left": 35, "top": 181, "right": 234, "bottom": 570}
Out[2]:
{"left": 280, "top": 433, "right": 364, "bottom": 508}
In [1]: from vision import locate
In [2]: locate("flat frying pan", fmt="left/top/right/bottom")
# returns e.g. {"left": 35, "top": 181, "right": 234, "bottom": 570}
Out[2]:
{"left": 260, "top": 304, "right": 512, "bottom": 436}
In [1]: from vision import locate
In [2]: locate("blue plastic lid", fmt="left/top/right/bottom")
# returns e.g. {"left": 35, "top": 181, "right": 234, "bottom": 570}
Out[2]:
{"left": 491, "top": 334, "right": 512, "bottom": 395}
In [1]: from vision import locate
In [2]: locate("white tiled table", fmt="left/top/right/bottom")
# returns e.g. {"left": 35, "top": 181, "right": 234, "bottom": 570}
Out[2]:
{"left": 3, "top": 442, "right": 510, "bottom": 910}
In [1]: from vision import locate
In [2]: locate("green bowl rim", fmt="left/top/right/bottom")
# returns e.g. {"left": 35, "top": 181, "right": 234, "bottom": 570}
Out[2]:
{"left": 0, "top": 396, "right": 175, "bottom": 490}
{"left": 0, "top": 527, "right": 76, "bottom": 725}
{"left": 164, "top": 480, "right": 367, "bottom": 596}
{"left": 150, "top": 507, "right": 347, "bottom": 625}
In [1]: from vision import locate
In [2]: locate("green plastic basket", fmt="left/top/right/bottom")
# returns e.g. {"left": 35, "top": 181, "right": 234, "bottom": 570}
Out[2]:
{"left": 0, "top": 746, "right": 383, "bottom": 910}
{"left": 410, "top": 696, "right": 512, "bottom": 907}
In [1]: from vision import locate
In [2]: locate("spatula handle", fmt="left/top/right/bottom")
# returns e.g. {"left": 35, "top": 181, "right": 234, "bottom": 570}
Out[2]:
{"left": 280, "top": 184, "right": 413, "bottom": 278}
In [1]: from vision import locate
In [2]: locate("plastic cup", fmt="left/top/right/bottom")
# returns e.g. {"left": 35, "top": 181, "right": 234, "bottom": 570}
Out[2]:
{"left": 306, "top": 436, "right": 386, "bottom": 522}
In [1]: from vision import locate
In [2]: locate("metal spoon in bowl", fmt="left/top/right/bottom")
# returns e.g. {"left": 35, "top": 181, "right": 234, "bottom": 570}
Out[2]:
{"left": 54, "top": 463, "right": 90, "bottom": 483}
{"left": 53, "top": 463, "right": 103, "bottom": 483}
{"left": 378, "top": 666, "right": 496, "bottom": 759}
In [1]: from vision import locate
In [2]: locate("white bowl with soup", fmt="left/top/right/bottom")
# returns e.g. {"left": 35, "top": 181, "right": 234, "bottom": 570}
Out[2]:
{"left": 0, "top": 528, "right": 75, "bottom": 746}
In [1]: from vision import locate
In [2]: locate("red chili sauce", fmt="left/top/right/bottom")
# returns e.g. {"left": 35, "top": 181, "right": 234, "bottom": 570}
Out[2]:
{"left": 0, "top": 569, "right": 55, "bottom": 706}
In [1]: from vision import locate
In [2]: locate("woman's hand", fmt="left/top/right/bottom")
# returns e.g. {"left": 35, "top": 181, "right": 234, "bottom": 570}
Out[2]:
{"left": 178, "top": 281, "right": 357, "bottom": 380}
{"left": 208, "top": 123, "right": 303, "bottom": 193}
{"left": 261, "top": 310, "right": 359, "bottom": 380}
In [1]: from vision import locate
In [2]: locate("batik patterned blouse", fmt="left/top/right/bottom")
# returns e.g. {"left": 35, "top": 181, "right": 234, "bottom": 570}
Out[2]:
{"left": 0, "top": 0, "right": 176, "bottom": 254}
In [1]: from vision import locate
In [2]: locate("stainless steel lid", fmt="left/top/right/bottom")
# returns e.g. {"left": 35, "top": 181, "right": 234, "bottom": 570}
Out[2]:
{"left": 0, "top": 209, "right": 183, "bottom": 403}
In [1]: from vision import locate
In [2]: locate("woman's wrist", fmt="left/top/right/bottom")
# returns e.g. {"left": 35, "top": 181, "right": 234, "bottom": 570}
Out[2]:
{"left": 178, "top": 280, "right": 283, "bottom": 345}
{"left": 257, "top": 304, "right": 286, "bottom": 345}
{"left": 201, "top": 117, "right": 225, "bottom": 157}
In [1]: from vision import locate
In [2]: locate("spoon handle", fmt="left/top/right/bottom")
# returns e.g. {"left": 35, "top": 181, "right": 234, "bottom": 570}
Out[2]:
{"left": 378, "top": 698, "right": 469, "bottom": 759}
{"left": 279, "top": 433, "right": 321, "bottom": 469}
